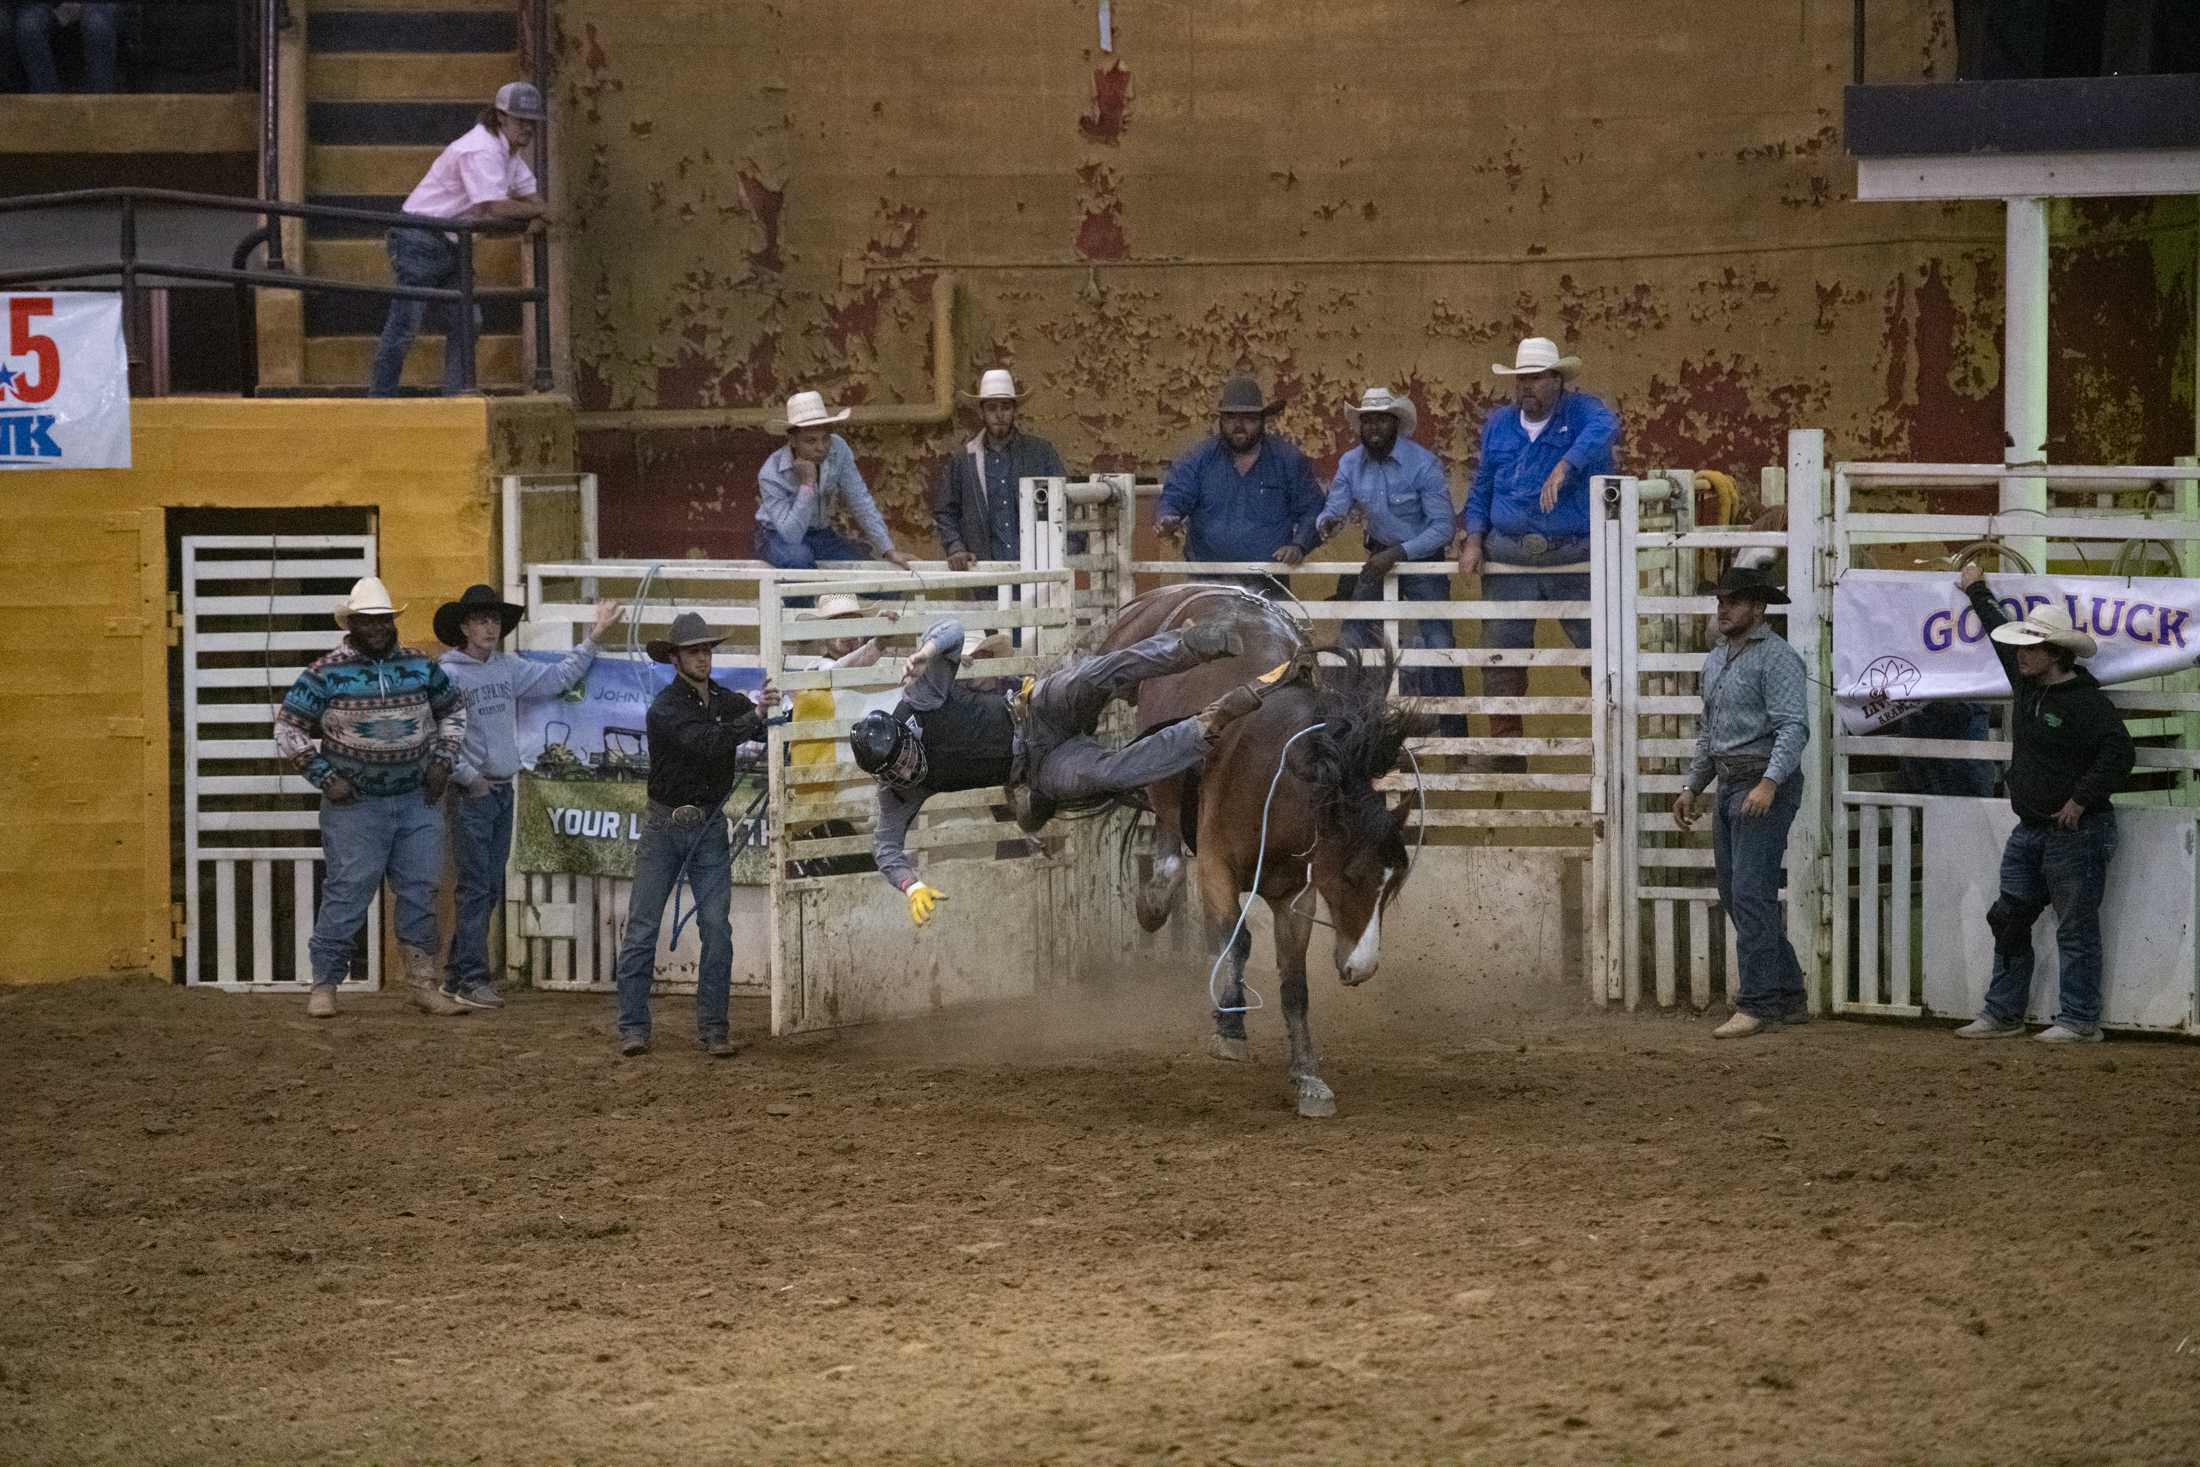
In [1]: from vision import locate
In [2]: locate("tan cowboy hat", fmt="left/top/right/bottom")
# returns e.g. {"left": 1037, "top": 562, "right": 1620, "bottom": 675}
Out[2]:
{"left": 1351, "top": 386, "right": 1418, "bottom": 441}
{"left": 645, "top": 610, "right": 727, "bottom": 663}
{"left": 770, "top": 390, "right": 851, "bottom": 432}
{"left": 1990, "top": 602, "right": 2098, "bottom": 658}
{"left": 333, "top": 575, "right": 406, "bottom": 629}
{"left": 793, "top": 594, "right": 866, "bottom": 622}
{"left": 962, "top": 368, "right": 1028, "bottom": 401}
{"left": 1492, "top": 336, "right": 1583, "bottom": 378}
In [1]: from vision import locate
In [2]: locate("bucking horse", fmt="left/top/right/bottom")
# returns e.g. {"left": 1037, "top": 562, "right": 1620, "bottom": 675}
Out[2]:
{"left": 1104, "top": 583, "right": 1429, "bottom": 1117}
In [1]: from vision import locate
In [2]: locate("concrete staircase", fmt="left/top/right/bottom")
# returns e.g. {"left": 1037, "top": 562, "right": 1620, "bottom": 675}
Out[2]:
{"left": 262, "top": 0, "right": 529, "bottom": 392}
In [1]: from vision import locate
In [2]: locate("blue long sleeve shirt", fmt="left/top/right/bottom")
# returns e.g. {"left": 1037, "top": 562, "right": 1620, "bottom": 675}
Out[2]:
{"left": 755, "top": 433, "right": 896, "bottom": 554}
{"left": 1318, "top": 438, "right": 1456, "bottom": 560}
{"left": 1155, "top": 434, "right": 1324, "bottom": 563}
{"left": 1460, "top": 390, "right": 1620, "bottom": 540}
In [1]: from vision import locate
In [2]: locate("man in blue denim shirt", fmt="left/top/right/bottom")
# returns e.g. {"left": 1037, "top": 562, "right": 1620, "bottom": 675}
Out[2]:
{"left": 1156, "top": 376, "right": 1323, "bottom": 598}
{"left": 1315, "top": 387, "right": 1464, "bottom": 734}
{"left": 1458, "top": 338, "right": 1620, "bottom": 763}
{"left": 755, "top": 391, "right": 913, "bottom": 571}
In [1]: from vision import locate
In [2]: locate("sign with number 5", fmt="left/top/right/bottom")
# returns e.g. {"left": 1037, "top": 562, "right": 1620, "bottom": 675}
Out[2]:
{"left": 0, "top": 293, "right": 131, "bottom": 470}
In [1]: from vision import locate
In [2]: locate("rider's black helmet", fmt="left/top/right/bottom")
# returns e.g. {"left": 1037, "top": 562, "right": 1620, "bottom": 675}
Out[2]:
{"left": 849, "top": 710, "right": 927, "bottom": 789}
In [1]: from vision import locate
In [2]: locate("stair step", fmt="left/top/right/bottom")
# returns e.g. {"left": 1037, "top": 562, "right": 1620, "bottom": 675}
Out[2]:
{"left": 308, "top": 235, "right": 523, "bottom": 287}
{"left": 304, "top": 333, "right": 523, "bottom": 388}
{"left": 308, "top": 52, "right": 520, "bottom": 103}
{"left": 308, "top": 143, "right": 442, "bottom": 196}
{"left": 309, "top": 100, "right": 479, "bottom": 146}
{"left": 306, "top": 292, "right": 523, "bottom": 337}
{"left": 308, "top": 10, "right": 519, "bottom": 53}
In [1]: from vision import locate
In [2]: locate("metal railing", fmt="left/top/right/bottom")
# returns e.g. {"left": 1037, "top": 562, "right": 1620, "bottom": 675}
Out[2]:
{"left": 0, "top": 186, "right": 551, "bottom": 394}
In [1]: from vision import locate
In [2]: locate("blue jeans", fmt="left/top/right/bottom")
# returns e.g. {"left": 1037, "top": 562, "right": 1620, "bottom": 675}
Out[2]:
{"left": 1983, "top": 810, "right": 2118, "bottom": 1031}
{"left": 11, "top": 3, "right": 119, "bottom": 92}
{"left": 613, "top": 812, "right": 733, "bottom": 1042}
{"left": 1713, "top": 772, "right": 1806, "bottom": 1018}
{"left": 371, "top": 228, "right": 473, "bottom": 396}
{"left": 1481, "top": 530, "right": 1592, "bottom": 731}
{"left": 754, "top": 522, "right": 868, "bottom": 569}
{"left": 1898, "top": 701, "right": 1997, "bottom": 798}
{"left": 310, "top": 790, "right": 443, "bottom": 984}
{"left": 443, "top": 781, "right": 514, "bottom": 988}
{"left": 1337, "top": 558, "right": 1466, "bottom": 738}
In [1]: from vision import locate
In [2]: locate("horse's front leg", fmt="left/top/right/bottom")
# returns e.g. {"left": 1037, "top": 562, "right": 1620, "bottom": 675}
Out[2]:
{"left": 1267, "top": 892, "right": 1333, "bottom": 1118}
{"left": 1198, "top": 852, "right": 1251, "bottom": 1062}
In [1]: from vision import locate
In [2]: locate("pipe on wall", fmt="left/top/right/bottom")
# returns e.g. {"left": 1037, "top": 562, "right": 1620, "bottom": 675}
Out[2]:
{"left": 573, "top": 272, "right": 957, "bottom": 433}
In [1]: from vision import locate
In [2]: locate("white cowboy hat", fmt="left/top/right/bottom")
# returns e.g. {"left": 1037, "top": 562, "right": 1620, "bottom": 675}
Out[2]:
{"left": 1990, "top": 602, "right": 2098, "bottom": 658}
{"left": 1492, "top": 336, "right": 1583, "bottom": 378}
{"left": 793, "top": 594, "right": 866, "bottom": 621}
{"left": 962, "top": 368, "right": 1027, "bottom": 401}
{"left": 333, "top": 575, "right": 405, "bottom": 629}
{"left": 772, "top": 390, "right": 851, "bottom": 432}
{"left": 1350, "top": 386, "right": 1418, "bottom": 441}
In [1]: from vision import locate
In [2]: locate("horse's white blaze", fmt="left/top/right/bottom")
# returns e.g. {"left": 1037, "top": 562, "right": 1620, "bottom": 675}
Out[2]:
{"left": 1341, "top": 867, "right": 1389, "bottom": 981}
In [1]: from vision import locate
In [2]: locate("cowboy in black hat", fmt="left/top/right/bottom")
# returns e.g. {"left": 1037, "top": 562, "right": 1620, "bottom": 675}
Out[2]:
{"left": 1672, "top": 564, "right": 1811, "bottom": 1039}
{"left": 611, "top": 611, "right": 772, "bottom": 1058}
{"left": 433, "top": 584, "right": 623, "bottom": 1008}
{"left": 1154, "top": 374, "right": 1324, "bottom": 599}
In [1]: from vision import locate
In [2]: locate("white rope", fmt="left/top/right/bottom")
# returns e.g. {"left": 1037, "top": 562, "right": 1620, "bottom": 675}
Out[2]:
{"left": 1208, "top": 720, "right": 1326, "bottom": 1015}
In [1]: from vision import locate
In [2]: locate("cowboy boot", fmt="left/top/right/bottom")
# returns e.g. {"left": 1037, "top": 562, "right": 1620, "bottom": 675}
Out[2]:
{"left": 1197, "top": 653, "right": 1308, "bottom": 737}
{"left": 400, "top": 944, "right": 468, "bottom": 1017}
{"left": 1011, "top": 784, "right": 1057, "bottom": 835}
{"left": 1179, "top": 621, "right": 1246, "bottom": 661}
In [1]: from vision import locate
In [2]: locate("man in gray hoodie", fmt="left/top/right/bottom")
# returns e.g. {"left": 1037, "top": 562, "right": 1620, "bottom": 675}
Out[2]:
{"left": 434, "top": 585, "right": 624, "bottom": 1007}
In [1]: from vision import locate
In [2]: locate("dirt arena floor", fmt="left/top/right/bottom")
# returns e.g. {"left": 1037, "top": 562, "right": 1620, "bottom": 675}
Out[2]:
{"left": 6, "top": 971, "right": 2200, "bottom": 1467}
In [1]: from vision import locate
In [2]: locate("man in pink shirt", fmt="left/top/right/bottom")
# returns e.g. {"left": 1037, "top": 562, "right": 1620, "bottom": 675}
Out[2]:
{"left": 370, "top": 81, "right": 549, "bottom": 395}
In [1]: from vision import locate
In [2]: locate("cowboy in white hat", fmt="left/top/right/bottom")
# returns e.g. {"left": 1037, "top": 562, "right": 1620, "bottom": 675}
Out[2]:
{"left": 274, "top": 576, "right": 471, "bottom": 1019}
{"left": 1951, "top": 562, "right": 2135, "bottom": 1044}
{"left": 932, "top": 368, "right": 1067, "bottom": 569}
{"left": 1313, "top": 387, "right": 1465, "bottom": 734}
{"left": 372, "top": 80, "right": 550, "bottom": 395}
{"left": 1155, "top": 374, "right": 1325, "bottom": 599}
{"left": 430, "top": 584, "right": 625, "bottom": 1009}
{"left": 754, "top": 390, "right": 913, "bottom": 572}
{"left": 1457, "top": 337, "right": 1621, "bottom": 766}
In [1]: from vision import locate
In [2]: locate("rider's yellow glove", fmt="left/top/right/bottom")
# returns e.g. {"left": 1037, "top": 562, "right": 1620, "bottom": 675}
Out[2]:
{"left": 906, "top": 882, "right": 944, "bottom": 927}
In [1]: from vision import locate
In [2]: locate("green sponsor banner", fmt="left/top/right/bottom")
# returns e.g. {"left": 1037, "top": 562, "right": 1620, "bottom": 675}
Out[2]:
{"left": 513, "top": 773, "right": 769, "bottom": 883}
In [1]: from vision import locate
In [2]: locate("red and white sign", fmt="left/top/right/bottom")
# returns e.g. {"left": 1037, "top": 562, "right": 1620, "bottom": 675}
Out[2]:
{"left": 0, "top": 293, "right": 131, "bottom": 470}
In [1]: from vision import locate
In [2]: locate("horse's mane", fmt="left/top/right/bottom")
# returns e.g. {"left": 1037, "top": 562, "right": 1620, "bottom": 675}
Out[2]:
{"left": 1293, "top": 647, "right": 1433, "bottom": 884}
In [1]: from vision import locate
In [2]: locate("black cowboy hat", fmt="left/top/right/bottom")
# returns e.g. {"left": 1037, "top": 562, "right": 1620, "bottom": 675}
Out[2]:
{"left": 646, "top": 610, "right": 726, "bottom": 664}
{"left": 1712, "top": 565, "right": 1790, "bottom": 605}
{"left": 1215, "top": 375, "right": 1284, "bottom": 417}
{"left": 433, "top": 583, "right": 524, "bottom": 647}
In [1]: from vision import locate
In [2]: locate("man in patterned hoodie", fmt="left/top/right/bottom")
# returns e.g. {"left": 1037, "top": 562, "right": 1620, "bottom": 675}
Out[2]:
{"left": 276, "top": 576, "right": 470, "bottom": 1018}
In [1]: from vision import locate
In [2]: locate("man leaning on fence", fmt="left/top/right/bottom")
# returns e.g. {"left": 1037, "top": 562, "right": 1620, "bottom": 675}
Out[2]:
{"left": 933, "top": 369, "right": 1066, "bottom": 568}
{"left": 1951, "top": 563, "right": 2135, "bottom": 1044}
{"left": 370, "top": 81, "right": 549, "bottom": 396}
{"left": 1155, "top": 375, "right": 1324, "bottom": 598}
{"left": 1673, "top": 566, "right": 1811, "bottom": 1038}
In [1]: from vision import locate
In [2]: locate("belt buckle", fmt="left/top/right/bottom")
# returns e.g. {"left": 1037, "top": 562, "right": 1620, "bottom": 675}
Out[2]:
{"left": 670, "top": 804, "right": 705, "bottom": 830}
{"left": 1521, "top": 532, "right": 1550, "bottom": 558}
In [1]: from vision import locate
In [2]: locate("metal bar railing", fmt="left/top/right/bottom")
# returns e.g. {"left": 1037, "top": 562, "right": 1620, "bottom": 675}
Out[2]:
{"left": 1852, "top": 0, "right": 1865, "bottom": 85}
{"left": 259, "top": 0, "right": 285, "bottom": 273}
{"left": 0, "top": 186, "right": 550, "bottom": 394}
{"left": 529, "top": 0, "right": 553, "bottom": 392}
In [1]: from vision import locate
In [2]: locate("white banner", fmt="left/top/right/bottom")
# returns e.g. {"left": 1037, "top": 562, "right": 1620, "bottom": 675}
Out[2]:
{"left": 0, "top": 293, "right": 131, "bottom": 470}
{"left": 1834, "top": 569, "right": 2200, "bottom": 733}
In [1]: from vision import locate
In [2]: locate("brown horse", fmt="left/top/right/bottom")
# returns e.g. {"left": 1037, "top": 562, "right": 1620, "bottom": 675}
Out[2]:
{"left": 1103, "top": 583, "right": 1426, "bottom": 1118}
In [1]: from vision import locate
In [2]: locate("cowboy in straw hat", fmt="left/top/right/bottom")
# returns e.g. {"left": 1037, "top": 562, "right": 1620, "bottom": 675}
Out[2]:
{"left": 372, "top": 80, "right": 549, "bottom": 396}
{"left": 612, "top": 610, "right": 772, "bottom": 1059}
{"left": 1154, "top": 374, "right": 1324, "bottom": 598}
{"left": 275, "top": 576, "right": 471, "bottom": 1019}
{"left": 430, "top": 584, "right": 625, "bottom": 1009}
{"left": 933, "top": 368, "right": 1068, "bottom": 570}
{"left": 1458, "top": 336, "right": 1621, "bottom": 766}
{"left": 1671, "top": 564, "right": 1812, "bottom": 1040}
{"left": 754, "top": 390, "right": 913, "bottom": 572}
{"left": 1950, "top": 560, "right": 2135, "bottom": 1044}
{"left": 1312, "top": 387, "right": 1466, "bottom": 735}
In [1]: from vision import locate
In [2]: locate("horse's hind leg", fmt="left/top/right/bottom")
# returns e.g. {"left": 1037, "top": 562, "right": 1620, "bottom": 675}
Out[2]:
{"left": 1268, "top": 894, "right": 1334, "bottom": 1118}
{"left": 1198, "top": 855, "right": 1251, "bottom": 1062}
{"left": 1137, "top": 778, "right": 1187, "bottom": 933}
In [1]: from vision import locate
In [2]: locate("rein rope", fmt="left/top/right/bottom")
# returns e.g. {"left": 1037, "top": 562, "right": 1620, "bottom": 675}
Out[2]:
{"left": 1208, "top": 720, "right": 1327, "bottom": 1015}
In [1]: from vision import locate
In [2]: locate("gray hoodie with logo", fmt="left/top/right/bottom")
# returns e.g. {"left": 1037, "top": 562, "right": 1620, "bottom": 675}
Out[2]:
{"left": 437, "top": 640, "right": 600, "bottom": 789}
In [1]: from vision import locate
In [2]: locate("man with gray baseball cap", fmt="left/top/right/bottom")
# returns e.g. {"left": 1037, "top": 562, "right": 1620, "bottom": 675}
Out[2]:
{"left": 371, "top": 81, "right": 551, "bottom": 395}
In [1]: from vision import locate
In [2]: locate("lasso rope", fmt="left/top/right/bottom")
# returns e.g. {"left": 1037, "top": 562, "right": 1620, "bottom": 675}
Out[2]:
{"left": 1208, "top": 720, "right": 1327, "bottom": 1015}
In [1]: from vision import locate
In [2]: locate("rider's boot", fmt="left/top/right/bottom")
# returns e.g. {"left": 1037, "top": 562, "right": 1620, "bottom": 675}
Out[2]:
{"left": 1011, "top": 784, "right": 1058, "bottom": 835}
{"left": 1197, "top": 649, "right": 1313, "bottom": 738}
{"left": 1179, "top": 621, "right": 1245, "bottom": 661}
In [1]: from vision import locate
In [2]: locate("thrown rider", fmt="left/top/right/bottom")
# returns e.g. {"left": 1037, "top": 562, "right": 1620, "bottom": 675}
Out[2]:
{"left": 850, "top": 616, "right": 1299, "bottom": 927}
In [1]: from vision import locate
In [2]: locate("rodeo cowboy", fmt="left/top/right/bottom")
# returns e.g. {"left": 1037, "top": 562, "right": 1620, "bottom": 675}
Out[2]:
{"left": 849, "top": 619, "right": 1299, "bottom": 927}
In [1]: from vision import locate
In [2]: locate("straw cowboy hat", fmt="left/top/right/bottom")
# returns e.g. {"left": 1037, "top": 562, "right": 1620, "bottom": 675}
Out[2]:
{"left": 1492, "top": 336, "right": 1583, "bottom": 379}
{"left": 1990, "top": 601, "right": 2098, "bottom": 658}
{"left": 793, "top": 594, "right": 866, "bottom": 622}
{"left": 333, "top": 576, "right": 406, "bottom": 629}
{"left": 1215, "top": 375, "right": 1284, "bottom": 417}
{"left": 646, "top": 610, "right": 727, "bottom": 663}
{"left": 1351, "top": 386, "right": 1418, "bottom": 441}
{"left": 770, "top": 390, "right": 851, "bottom": 433}
{"left": 962, "top": 369, "right": 1028, "bottom": 401}
{"left": 433, "top": 583, "right": 524, "bottom": 647}
{"left": 1712, "top": 565, "right": 1790, "bottom": 605}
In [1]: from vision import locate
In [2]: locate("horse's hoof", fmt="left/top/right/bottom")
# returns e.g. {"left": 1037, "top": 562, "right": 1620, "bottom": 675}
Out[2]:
{"left": 1134, "top": 896, "right": 1173, "bottom": 934}
{"left": 1207, "top": 1035, "right": 1249, "bottom": 1062}
{"left": 1296, "top": 1091, "right": 1338, "bottom": 1120}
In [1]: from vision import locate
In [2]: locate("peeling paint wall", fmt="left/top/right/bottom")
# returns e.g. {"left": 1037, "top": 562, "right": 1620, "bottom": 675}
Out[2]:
{"left": 553, "top": 0, "right": 2197, "bottom": 554}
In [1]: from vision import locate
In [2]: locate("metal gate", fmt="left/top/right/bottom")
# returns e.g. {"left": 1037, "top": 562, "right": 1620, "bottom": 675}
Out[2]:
{"left": 180, "top": 534, "right": 381, "bottom": 990}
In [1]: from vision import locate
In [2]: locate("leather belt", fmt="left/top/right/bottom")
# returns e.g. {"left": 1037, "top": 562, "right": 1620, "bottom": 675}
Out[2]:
{"left": 648, "top": 799, "right": 723, "bottom": 830}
